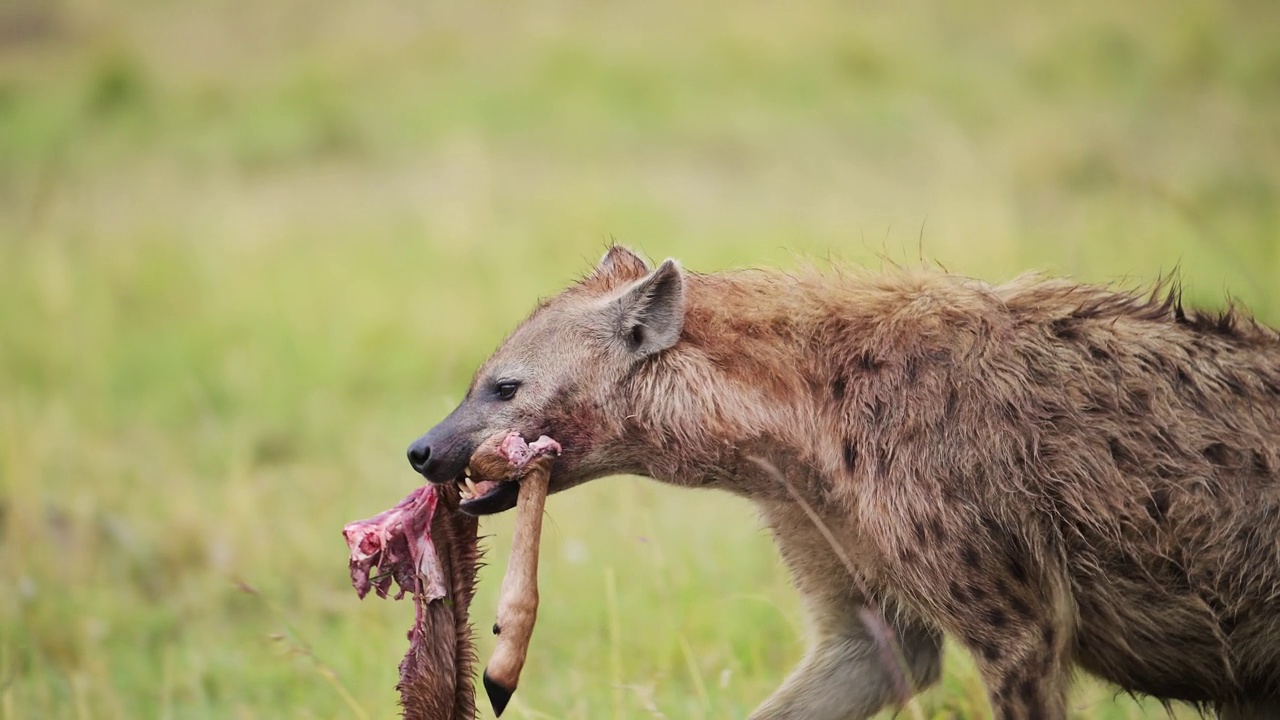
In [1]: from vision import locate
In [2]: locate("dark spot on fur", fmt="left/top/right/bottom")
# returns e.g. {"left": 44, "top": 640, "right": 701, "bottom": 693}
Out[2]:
{"left": 912, "top": 519, "right": 928, "bottom": 544}
{"left": 1050, "top": 318, "right": 1079, "bottom": 341}
{"left": 858, "top": 352, "right": 884, "bottom": 372}
{"left": 950, "top": 581, "right": 969, "bottom": 603}
{"left": 998, "top": 675, "right": 1017, "bottom": 699}
{"left": 942, "top": 483, "right": 961, "bottom": 503}
{"left": 899, "top": 545, "right": 918, "bottom": 565}
{"left": 1001, "top": 401, "right": 1020, "bottom": 422}
{"left": 979, "top": 641, "right": 1001, "bottom": 663}
{"left": 831, "top": 374, "right": 847, "bottom": 400}
{"left": 842, "top": 440, "right": 857, "bottom": 471}
{"left": 1145, "top": 488, "right": 1170, "bottom": 522}
{"left": 1219, "top": 613, "right": 1239, "bottom": 636}
{"left": 1108, "top": 436, "right": 1135, "bottom": 470}
{"left": 1010, "top": 595, "right": 1032, "bottom": 620}
{"left": 1175, "top": 366, "right": 1194, "bottom": 388}
{"left": 969, "top": 583, "right": 987, "bottom": 601}
{"left": 980, "top": 515, "right": 1000, "bottom": 536}
{"left": 961, "top": 544, "right": 980, "bottom": 568}
{"left": 905, "top": 356, "right": 920, "bottom": 383}
{"left": 944, "top": 388, "right": 959, "bottom": 418}
{"left": 1088, "top": 344, "right": 1110, "bottom": 362}
{"left": 1251, "top": 450, "right": 1271, "bottom": 476}
{"left": 1019, "top": 678, "right": 1037, "bottom": 705}
{"left": 1042, "top": 624, "right": 1056, "bottom": 648}
{"left": 995, "top": 578, "right": 1010, "bottom": 598}
{"left": 1203, "top": 442, "right": 1232, "bottom": 467}
{"left": 987, "top": 608, "right": 1008, "bottom": 629}
{"left": 929, "top": 516, "right": 947, "bottom": 542}
{"left": 1009, "top": 554, "right": 1029, "bottom": 584}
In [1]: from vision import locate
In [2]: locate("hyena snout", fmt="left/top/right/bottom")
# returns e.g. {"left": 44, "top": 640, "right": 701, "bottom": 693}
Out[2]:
{"left": 406, "top": 413, "right": 481, "bottom": 483}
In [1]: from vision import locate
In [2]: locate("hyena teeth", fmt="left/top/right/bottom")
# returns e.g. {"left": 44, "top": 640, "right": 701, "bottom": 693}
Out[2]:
{"left": 465, "top": 478, "right": 480, "bottom": 496}
{"left": 464, "top": 466, "right": 472, "bottom": 479}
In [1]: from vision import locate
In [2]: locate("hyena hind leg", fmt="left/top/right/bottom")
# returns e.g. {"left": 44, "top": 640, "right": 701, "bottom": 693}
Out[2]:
{"left": 747, "top": 618, "right": 943, "bottom": 720}
{"left": 962, "top": 619, "right": 1071, "bottom": 720}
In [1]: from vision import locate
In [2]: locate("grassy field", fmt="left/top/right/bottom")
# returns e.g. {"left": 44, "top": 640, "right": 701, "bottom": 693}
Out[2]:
{"left": 1, "top": 0, "right": 1277, "bottom": 718}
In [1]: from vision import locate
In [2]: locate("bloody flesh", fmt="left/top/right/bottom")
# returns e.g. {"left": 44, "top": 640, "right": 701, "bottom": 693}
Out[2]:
{"left": 343, "top": 483, "right": 448, "bottom": 603}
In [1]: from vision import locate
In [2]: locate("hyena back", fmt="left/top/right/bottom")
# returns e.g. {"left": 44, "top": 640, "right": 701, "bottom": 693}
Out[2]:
{"left": 407, "top": 246, "right": 1280, "bottom": 719}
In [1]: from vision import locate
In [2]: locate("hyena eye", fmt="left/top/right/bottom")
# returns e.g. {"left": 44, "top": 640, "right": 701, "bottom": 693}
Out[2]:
{"left": 494, "top": 381, "right": 520, "bottom": 401}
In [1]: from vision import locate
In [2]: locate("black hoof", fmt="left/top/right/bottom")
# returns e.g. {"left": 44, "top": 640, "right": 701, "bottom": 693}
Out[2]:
{"left": 483, "top": 670, "right": 514, "bottom": 717}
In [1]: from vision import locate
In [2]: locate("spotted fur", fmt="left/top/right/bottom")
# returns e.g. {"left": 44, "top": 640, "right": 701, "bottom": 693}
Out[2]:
{"left": 410, "top": 246, "right": 1280, "bottom": 719}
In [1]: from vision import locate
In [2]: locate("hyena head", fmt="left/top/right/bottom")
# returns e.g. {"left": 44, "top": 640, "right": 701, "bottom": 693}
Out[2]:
{"left": 407, "top": 245, "right": 686, "bottom": 515}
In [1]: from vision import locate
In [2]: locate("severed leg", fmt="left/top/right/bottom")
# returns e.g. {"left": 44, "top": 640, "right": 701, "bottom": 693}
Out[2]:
{"left": 483, "top": 455, "right": 550, "bottom": 716}
{"left": 466, "top": 431, "right": 560, "bottom": 717}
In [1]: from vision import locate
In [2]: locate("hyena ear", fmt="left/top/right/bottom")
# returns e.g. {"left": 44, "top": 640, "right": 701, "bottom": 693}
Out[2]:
{"left": 588, "top": 245, "right": 652, "bottom": 287}
{"left": 613, "top": 258, "right": 685, "bottom": 358}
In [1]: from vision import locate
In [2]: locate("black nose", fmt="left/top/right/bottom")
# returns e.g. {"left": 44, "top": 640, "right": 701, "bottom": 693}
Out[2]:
{"left": 406, "top": 417, "right": 477, "bottom": 483}
{"left": 407, "top": 435, "right": 432, "bottom": 475}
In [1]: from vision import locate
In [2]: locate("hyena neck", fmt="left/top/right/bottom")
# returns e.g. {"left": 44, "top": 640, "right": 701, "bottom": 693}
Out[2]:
{"left": 628, "top": 426, "right": 831, "bottom": 505}
{"left": 617, "top": 270, "right": 858, "bottom": 503}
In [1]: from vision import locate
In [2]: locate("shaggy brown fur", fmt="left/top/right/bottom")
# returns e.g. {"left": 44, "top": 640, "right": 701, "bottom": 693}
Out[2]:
{"left": 397, "top": 487, "right": 479, "bottom": 720}
{"left": 408, "top": 246, "right": 1280, "bottom": 719}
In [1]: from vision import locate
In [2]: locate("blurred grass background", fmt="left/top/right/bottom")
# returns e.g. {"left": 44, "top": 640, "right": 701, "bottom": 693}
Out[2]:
{"left": 1, "top": 0, "right": 1277, "bottom": 718}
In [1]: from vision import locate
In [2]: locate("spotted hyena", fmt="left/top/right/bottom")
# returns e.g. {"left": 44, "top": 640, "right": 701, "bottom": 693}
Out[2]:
{"left": 406, "top": 245, "right": 1280, "bottom": 719}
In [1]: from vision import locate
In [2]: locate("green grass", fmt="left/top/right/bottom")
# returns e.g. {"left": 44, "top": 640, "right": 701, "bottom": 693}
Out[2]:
{"left": 1, "top": 0, "right": 1277, "bottom": 718}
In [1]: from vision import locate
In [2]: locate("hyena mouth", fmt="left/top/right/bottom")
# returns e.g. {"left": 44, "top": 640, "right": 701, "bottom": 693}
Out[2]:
{"left": 456, "top": 432, "right": 561, "bottom": 516}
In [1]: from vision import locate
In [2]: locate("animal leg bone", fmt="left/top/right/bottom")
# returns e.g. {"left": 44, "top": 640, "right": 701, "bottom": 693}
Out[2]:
{"left": 480, "top": 436, "right": 556, "bottom": 717}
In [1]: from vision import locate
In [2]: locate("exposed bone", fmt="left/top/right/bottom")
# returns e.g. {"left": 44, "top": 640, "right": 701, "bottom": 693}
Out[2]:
{"left": 479, "top": 434, "right": 558, "bottom": 717}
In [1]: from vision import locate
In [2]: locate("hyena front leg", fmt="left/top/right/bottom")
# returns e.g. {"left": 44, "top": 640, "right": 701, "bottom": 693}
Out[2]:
{"left": 751, "top": 504, "right": 942, "bottom": 720}
{"left": 748, "top": 615, "right": 942, "bottom": 720}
